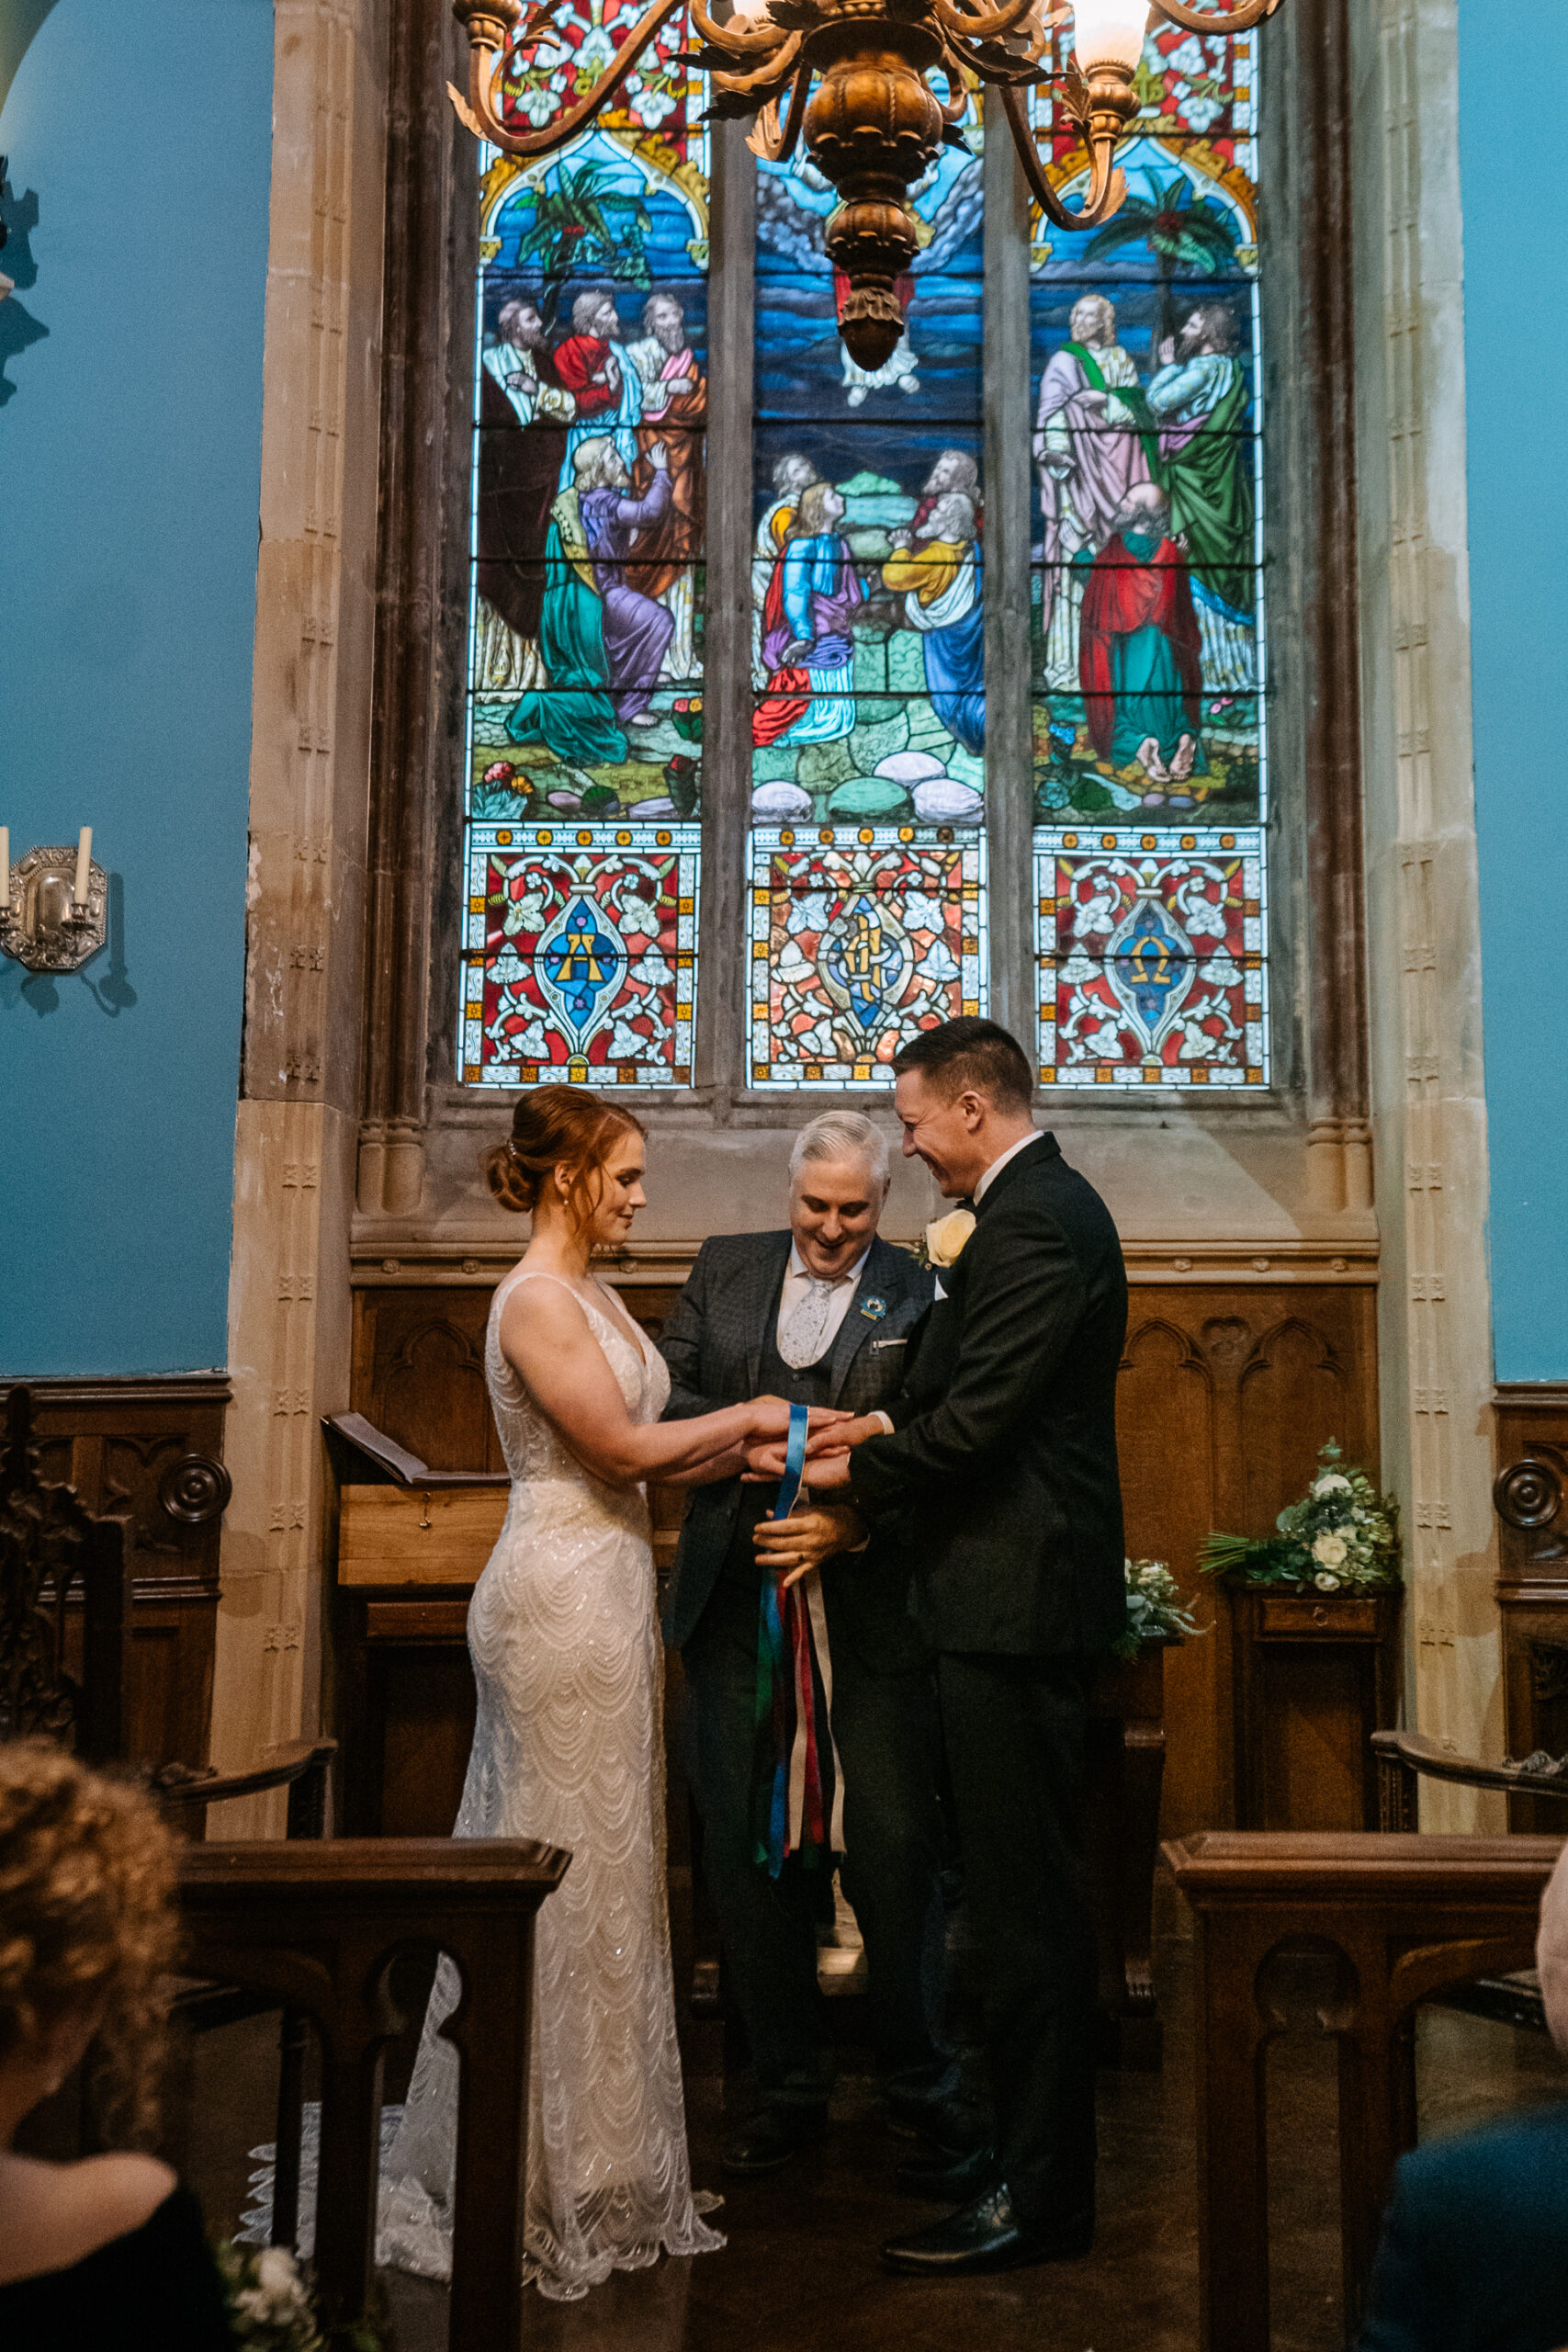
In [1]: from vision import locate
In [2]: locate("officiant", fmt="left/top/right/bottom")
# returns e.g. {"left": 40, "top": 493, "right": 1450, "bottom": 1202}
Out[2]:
{"left": 659, "top": 1112, "right": 960, "bottom": 2175}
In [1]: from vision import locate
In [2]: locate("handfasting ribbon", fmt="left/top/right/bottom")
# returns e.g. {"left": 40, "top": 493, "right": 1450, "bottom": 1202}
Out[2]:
{"left": 752, "top": 1402, "right": 847, "bottom": 1876}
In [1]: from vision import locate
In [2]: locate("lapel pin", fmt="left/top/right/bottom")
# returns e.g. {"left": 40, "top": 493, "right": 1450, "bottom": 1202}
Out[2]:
{"left": 860, "top": 1295, "right": 887, "bottom": 1321}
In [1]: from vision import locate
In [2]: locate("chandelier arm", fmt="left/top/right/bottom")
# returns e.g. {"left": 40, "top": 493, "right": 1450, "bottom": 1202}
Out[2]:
{"left": 688, "top": 0, "right": 796, "bottom": 59}
{"left": 748, "top": 63, "right": 812, "bottom": 162}
{"left": 712, "top": 28, "right": 806, "bottom": 96}
{"left": 1148, "top": 0, "right": 1281, "bottom": 28}
{"left": 929, "top": 0, "right": 1049, "bottom": 47}
{"left": 460, "top": 0, "right": 689, "bottom": 154}
{"left": 998, "top": 81, "right": 1125, "bottom": 229}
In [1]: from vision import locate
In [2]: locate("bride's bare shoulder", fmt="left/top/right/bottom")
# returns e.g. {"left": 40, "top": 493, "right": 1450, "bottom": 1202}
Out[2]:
{"left": 499, "top": 1270, "right": 592, "bottom": 1340}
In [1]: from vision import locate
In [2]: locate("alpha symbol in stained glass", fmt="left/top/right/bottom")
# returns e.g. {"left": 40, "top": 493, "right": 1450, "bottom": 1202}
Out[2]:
{"left": 539, "top": 888, "right": 626, "bottom": 1037}
{"left": 822, "top": 894, "right": 912, "bottom": 1034}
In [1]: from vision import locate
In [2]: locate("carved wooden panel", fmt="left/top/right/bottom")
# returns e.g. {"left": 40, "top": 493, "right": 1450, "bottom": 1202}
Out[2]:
{"left": 0, "top": 1378, "right": 230, "bottom": 1771}
{"left": 1492, "top": 1385, "right": 1568, "bottom": 1829}
{"left": 1119, "top": 1284, "right": 1378, "bottom": 1835}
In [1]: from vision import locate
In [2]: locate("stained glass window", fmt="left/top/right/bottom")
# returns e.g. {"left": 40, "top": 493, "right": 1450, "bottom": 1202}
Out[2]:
{"left": 1029, "top": 26, "right": 1268, "bottom": 1087}
{"left": 748, "top": 98, "right": 987, "bottom": 1083}
{"left": 461, "top": 822, "right": 699, "bottom": 1086}
{"left": 457, "top": 5, "right": 707, "bottom": 1085}
{"left": 1035, "top": 827, "right": 1265, "bottom": 1086}
{"left": 748, "top": 827, "right": 986, "bottom": 1088}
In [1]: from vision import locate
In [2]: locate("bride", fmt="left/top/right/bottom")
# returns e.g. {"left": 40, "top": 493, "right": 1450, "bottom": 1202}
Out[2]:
{"left": 378, "top": 1088, "right": 833, "bottom": 2301}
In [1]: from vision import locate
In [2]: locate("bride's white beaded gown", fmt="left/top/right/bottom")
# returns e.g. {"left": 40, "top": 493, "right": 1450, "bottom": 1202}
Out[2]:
{"left": 378, "top": 1264, "right": 724, "bottom": 2301}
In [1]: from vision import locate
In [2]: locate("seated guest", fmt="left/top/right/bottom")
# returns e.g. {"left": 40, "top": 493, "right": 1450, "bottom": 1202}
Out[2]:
{"left": 1359, "top": 1838, "right": 1568, "bottom": 2351}
{"left": 0, "top": 1743, "right": 233, "bottom": 2347}
{"left": 659, "top": 1111, "right": 967, "bottom": 2177}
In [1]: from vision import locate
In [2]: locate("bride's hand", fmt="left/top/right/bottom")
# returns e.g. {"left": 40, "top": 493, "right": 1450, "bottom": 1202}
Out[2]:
{"left": 740, "top": 1396, "right": 853, "bottom": 1441}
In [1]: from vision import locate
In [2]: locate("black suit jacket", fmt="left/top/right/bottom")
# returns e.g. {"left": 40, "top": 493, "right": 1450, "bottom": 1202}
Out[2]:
{"left": 848, "top": 1134, "right": 1127, "bottom": 1659}
{"left": 658, "top": 1230, "right": 935, "bottom": 1666}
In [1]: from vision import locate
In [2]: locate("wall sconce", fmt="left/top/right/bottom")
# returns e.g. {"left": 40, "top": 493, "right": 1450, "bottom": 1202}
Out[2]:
{"left": 0, "top": 829, "right": 107, "bottom": 974}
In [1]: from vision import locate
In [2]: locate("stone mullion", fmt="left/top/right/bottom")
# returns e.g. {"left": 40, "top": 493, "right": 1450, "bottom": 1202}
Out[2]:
{"left": 694, "top": 122, "right": 755, "bottom": 1103}
{"left": 981, "top": 105, "right": 1034, "bottom": 1051}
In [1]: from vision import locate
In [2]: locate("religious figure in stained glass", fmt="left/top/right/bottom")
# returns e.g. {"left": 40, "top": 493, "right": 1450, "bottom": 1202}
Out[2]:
{"left": 1078, "top": 482, "right": 1205, "bottom": 795}
{"left": 752, "top": 482, "right": 865, "bottom": 753}
{"left": 1145, "top": 299, "right": 1256, "bottom": 692}
{"left": 1033, "top": 293, "right": 1154, "bottom": 694}
{"left": 880, "top": 492, "right": 986, "bottom": 758}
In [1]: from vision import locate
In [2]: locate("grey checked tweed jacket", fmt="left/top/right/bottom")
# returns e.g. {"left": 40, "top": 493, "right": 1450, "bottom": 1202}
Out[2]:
{"left": 658, "top": 1230, "right": 935, "bottom": 1668}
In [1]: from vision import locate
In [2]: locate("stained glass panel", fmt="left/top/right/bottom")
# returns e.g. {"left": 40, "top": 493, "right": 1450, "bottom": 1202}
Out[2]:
{"left": 1035, "top": 828, "right": 1266, "bottom": 1086}
{"left": 748, "top": 106, "right": 986, "bottom": 1078}
{"left": 458, "top": 5, "right": 707, "bottom": 1084}
{"left": 461, "top": 822, "right": 699, "bottom": 1087}
{"left": 748, "top": 827, "right": 986, "bottom": 1088}
{"left": 1027, "top": 26, "right": 1267, "bottom": 1084}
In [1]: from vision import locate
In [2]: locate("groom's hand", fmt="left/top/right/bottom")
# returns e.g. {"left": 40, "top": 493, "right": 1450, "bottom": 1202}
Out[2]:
{"left": 806, "top": 1411, "right": 887, "bottom": 1458}
{"left": 755, "top": 1501, "right": 868, "bottom": 1586}
{"left": 742, "top": 1396, "right": 854, "bottom": 1442}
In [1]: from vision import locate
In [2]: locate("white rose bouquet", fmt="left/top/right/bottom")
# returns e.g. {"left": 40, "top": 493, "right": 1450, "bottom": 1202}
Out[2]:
{"left": 1198, "top": 1440, "right": 1401, "bottom": 1593}
{"left": 1111, "top": 1556, "right": 1206, "bottom": 1660}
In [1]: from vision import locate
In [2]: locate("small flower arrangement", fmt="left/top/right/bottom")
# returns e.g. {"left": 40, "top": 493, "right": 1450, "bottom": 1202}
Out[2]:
{"left": 215, "top": 2244, "right": 384, "bottom": 2352}
{"left": 216, "top": 2244, "right": 323, "bottom": 2352}
{"left": 913, "top": 1207, "right": 976, "bottom": 1270}
{"left": 1198, "top": 1441, "right": 1402, "bottom": 1594}
{"left": 1112, "top": 1556, "right": 1205, "bottom": 1659}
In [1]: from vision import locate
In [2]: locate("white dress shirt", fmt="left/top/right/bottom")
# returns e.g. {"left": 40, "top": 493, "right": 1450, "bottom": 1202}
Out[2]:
{"left": 974, "top": 1127, "right": 1040, "bottom": 1201}
{"left": 777, "top": 1242, "right": 872, "bottom": 1362}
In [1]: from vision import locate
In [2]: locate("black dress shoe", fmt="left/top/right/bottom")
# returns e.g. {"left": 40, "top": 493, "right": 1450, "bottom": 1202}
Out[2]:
{"left": 895, "top": 2141, "right": 998, "bottom": 2202}
{"left": 881, "top": 2183, "right": 1093, "bottom": 2275}
{"left": 721, "top": 2105, "right": 829, "bottom": 2175}
{"left": 886, "top": 2091, "right": 988, "bottom": 2156}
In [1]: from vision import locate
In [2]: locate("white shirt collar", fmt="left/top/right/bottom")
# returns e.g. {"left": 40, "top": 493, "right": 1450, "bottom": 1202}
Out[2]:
{"left": 787, "top": 1241, "right": 873, "bottom": 1287}
{"left": 973, "top": 1130, "right": 1040, "bottom": 1203}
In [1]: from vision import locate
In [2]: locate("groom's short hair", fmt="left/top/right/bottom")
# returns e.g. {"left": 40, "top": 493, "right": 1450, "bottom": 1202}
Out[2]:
{"left": 893, "top": 1018, "right": 1034, "bottom": 1113}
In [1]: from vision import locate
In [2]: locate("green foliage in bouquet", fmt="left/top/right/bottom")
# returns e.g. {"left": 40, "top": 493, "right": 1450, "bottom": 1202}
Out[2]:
{"left": 1198, "top": 1441, "right": 1402, "bottom": 1594}
{"left": 1111, "top": 1556, "right": 1206, "bottom": 1661}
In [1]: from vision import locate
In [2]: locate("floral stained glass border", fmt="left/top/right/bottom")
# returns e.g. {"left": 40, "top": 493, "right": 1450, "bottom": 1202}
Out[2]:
{"left": 748, "top": 825, "right": 986, "bottom": 1089}
{"left": 461, "top": 822, "right": 699, "bottom": 1088}
{"left": 1034, "top": 827, "right": 1267, "bottom": 1087}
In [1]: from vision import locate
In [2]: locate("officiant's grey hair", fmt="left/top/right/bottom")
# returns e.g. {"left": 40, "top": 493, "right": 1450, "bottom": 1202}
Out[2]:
{"left": 788, "top": 1111, "right": 890, "bottom": 1192}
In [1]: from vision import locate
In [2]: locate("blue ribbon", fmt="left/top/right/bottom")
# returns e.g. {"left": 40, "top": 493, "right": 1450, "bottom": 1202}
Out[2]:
{"left": 774, "top": 1399, "right": 810, "bottom": 1522}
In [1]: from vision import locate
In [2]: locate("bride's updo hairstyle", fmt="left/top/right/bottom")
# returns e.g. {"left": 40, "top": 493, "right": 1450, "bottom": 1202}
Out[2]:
{"left": 483, "top": 1085, "right": 648, "bottom": 1227}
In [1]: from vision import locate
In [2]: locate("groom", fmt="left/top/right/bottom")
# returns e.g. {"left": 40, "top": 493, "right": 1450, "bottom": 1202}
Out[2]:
{"left": 659, "top": 1109, "right": 960, "bottom": 2175}
{"left": 754, "top": 1017, "right": 1128, "bottom": 2274}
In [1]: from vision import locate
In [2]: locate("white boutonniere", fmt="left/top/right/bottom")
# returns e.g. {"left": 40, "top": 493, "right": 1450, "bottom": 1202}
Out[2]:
{"left": 921, "top": 1208, "right": 976, "bottom": 1269}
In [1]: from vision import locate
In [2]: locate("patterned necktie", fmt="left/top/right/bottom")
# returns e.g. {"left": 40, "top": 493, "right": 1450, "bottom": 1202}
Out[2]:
{"left": 778, "top": 1275, "right": 840, "bottom": 1371}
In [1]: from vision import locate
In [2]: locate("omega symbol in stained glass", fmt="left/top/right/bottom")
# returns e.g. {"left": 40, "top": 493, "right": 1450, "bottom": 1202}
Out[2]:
{"left": 1035, "top": 829, "right": 1266, "bottom": 1087}
{"left": 461, "top": 823, "right": 698, "bottom": 1087}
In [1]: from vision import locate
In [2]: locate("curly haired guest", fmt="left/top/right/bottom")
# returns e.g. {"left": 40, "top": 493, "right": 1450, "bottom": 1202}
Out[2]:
{"left": 0, "top": 1743, "right": 233, "bottom": 2347}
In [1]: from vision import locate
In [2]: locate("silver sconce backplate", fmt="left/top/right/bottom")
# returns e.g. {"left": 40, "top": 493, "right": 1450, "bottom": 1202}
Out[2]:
{"left": 0, "top": 846, "right": 107, "bottom": 973}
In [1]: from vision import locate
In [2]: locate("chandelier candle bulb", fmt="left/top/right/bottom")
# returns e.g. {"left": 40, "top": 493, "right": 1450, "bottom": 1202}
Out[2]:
{"left": 73, "top": 828, "right": 92, "bottom": 910}
{"left": 1072, "top": 0, "right": 1152, "bottom": 71}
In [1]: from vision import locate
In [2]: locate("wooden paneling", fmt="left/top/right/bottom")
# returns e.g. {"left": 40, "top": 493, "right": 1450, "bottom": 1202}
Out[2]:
{"left": 343, "top": 1275, "right": 1379, "bottom": 1838}
{"left": 1492, "top": 1384, "right": 1568, "bottom": 1829}
{"left": 1119, "top": 1283, "right": 1379, "bottom": 1835}
{"left": 338, "top": 1485, "right": 509, "bottom": 1585}
{"left": 1228, "top": 1586, "right": 1402, "bottom": 1831}
{"left": 1, "top": 1377, "right": 229, "bottom": 1770}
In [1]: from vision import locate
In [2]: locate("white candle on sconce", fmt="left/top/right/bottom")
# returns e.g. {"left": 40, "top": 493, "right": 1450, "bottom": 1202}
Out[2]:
{"left": 0, "top": 829, "right": 9, "bottom": 911}
{"left": 73, "top": 826, "right": 92, "bottom": 910}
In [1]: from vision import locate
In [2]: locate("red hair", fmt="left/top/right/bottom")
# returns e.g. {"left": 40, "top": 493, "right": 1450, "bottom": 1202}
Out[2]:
{"left": 482, "top": 1086, "right": 647, "bottom": 1227}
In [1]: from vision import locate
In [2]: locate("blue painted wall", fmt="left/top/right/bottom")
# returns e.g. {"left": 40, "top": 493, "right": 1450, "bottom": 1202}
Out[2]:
{"left": 0, "top": 0, "right": 274, "bottom": 1374}
{"left": 1459, "top": 0, "right": 1568, "bottom": 1381}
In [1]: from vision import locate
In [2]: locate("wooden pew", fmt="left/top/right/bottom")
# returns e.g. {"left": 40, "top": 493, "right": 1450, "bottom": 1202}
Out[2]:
{"left": 177, "top": 1837, "right": 569, "bottom": 2352}
{"left": 1164, "top": 1830, "right": 1563, "bottom": 2352}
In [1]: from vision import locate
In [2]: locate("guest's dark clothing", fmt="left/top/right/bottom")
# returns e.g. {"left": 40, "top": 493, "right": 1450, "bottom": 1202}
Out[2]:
{"left": 0, "top": 2183, "right": 233, "bottom": 2349}
{"left": 1360, "top": 2102, "right": 1568, "bottom": 2352}
{"left": 660, "top": 1229, "right": 950, "bottom": 2116}
{"left": 847, "top": 1134, "right": 1127, "bottom": 2221}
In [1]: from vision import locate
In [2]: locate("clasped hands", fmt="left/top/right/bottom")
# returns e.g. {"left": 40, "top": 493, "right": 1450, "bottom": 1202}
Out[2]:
{"left": 740, "top": 1405, "right": 889, "bottom": 1591}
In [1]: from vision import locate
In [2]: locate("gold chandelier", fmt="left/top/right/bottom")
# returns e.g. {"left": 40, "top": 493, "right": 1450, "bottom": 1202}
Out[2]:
{"left": 451, "top": 0, "right": 1283, "bottom": 368}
